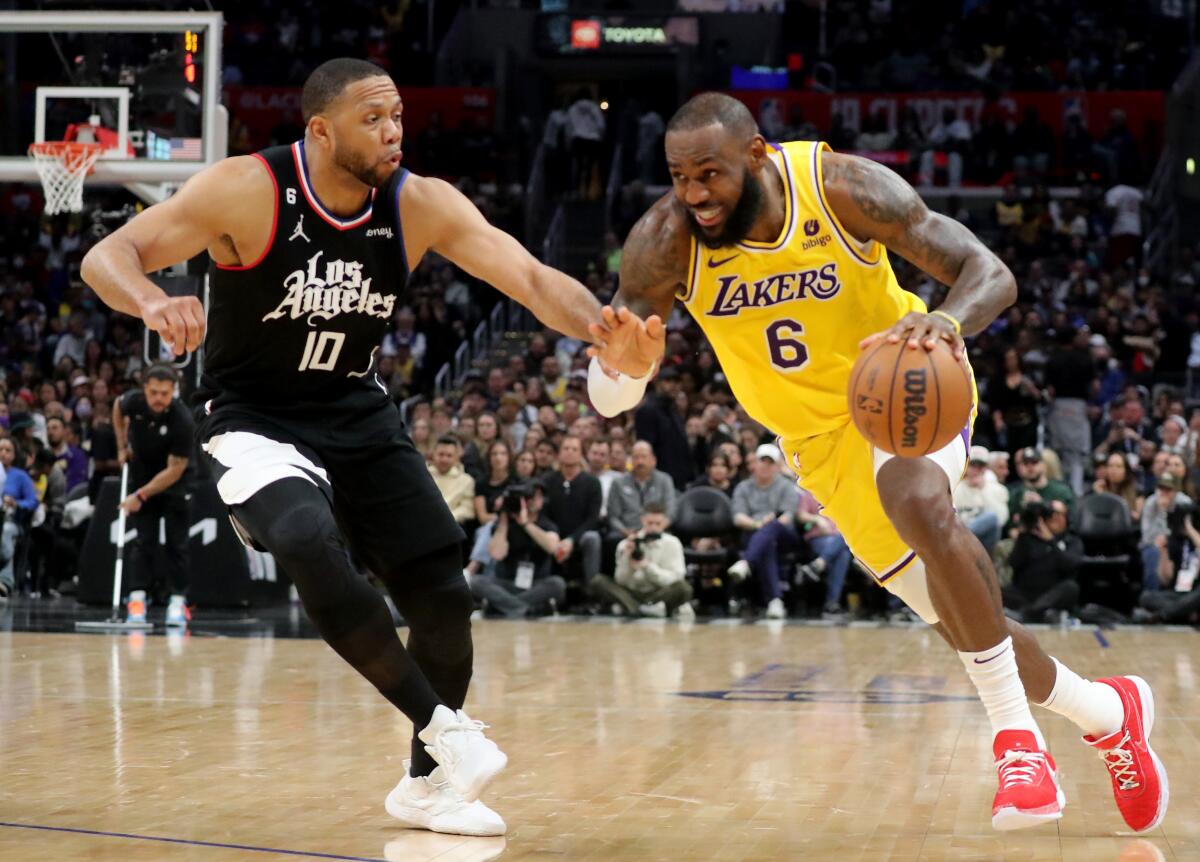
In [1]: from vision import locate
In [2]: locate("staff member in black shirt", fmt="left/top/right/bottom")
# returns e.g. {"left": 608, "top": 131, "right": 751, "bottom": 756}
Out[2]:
{"left": 113, "top": 364, "right": 195, "bottom": 627}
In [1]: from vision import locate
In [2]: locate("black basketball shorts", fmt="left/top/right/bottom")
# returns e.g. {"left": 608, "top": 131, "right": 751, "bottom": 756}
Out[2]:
{"left": 196, "top": 392, "right": 464, "bottom": 574}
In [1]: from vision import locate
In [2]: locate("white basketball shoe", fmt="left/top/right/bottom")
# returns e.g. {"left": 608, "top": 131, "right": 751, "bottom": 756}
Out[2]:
{"left": 418, "top": 705, "right": 507, "bottom": 802}
{"left": 385, "top": 760, "right": 506, "bottom": 836}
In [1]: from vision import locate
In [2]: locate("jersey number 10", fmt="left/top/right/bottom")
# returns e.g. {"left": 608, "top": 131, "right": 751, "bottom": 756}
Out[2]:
{"left": 299, "top": 330, "right": 346, "bottom": 372}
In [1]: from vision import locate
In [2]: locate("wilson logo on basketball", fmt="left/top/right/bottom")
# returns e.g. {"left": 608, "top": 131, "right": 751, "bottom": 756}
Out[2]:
{"left": 900, "top": 369, "right": 928, "bottom": 449}
{"left": 263, "top": 250, "right": 396, "bottom": 325}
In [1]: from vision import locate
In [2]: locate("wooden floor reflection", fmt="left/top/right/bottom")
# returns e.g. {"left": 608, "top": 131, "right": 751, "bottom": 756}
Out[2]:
{"left": 0, "top": 618, "right": 1195, "bottom": 861}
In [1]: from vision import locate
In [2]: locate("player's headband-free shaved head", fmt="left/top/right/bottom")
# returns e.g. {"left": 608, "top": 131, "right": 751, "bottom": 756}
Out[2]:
{"left": 667, "top": 92, "right": 759, "bottom": 140}
{"left": 301, "top": 58, "right": 391, "bottom": 123}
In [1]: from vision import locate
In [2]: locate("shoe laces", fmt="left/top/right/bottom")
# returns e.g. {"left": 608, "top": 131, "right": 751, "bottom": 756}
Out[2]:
{"left": 433, "top": 714, "right": 489, "bottom": 765}
{"left": 1098, "top": 732, "right": 1140, "bottom": 791}
{"left": 996, "top": 748, "right": 1048, "bottom": 790}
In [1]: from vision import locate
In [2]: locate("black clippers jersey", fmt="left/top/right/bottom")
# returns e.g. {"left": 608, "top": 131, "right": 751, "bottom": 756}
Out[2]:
{"left": 202, "top": 141, "right": 409, "bottom": 406}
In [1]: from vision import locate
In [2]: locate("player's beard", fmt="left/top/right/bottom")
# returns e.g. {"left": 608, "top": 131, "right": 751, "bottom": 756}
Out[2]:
{"left": 333, "top": 143, "right": 392, "bottom": 189}
{"left": 689, "top": 167, "right": 765, "bottom": 250}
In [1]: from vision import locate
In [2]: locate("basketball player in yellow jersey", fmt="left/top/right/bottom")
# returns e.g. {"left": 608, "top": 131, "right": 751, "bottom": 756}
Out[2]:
{"left": 588, "top": 93, "right": 1167, "bottom": 833}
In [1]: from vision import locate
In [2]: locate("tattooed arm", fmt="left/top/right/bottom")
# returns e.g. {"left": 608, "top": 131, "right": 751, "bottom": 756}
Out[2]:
{"left": 584, "top": 194, "right": 684, "bottom": 415}
{"left": 586, "top": 194, "right": 685, "bottom": 377}
{"left": 822, "top": 150, "right": 1016, "bottom": 354}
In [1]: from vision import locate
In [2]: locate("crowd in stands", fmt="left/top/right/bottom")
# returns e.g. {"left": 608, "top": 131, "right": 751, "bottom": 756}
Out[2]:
{"left": 821, "top": 0, "right": 1190, "bottom": 93}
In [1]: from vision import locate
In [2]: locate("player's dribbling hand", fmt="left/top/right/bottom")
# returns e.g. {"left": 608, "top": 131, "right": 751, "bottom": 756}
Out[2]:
{"left": 140, "top": 294, "right": 206, "bottom": 356}
{"left": 859, "top": 311, "right": 964, "bottom": 360}
{"left": 586, "top": 305, "right": 666, "bottom": 378}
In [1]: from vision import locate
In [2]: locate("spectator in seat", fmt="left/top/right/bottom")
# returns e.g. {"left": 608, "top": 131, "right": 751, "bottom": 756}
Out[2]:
{"left": 533, "top": 438, "right": 558, "bottom": 478}
{"left": 988, "top": 450, "right": 1011, "bottom": 486}
{"left": 1166, "top": 452, "right": 1199, "bottom": 499}
{"left": 585, "top": 437, "right": 621, "bottom": 518}
{"left": 427, "top": 434, "right": 475, "bottom": 526}
{"left": 542, "top": 435, "right": 602, "bottom": 590}
{"left": 1136, "top": 511, "right": 1200, "bottom": 623}
{"left": 688, "top": 452, "right": 735, "bottom": 498}
{"left": 606, "top": 441, "right": 677, "bottom": 544}
{"left": 471, "top": 481, "right": 564, "bottom": 618}
{"left": 0, "top": 438, "right": 37, "bottom": 600}
{"left": 954, "top": 446, "right": 1010, "bottom": 553}
{"left": 727, "top": 444, "right": 801, "bottom": 619}
{"left": 1008, "top": 447, "right": 1076, "bottom": 526}
{"left": 590, "top": 501, "right": 692, "bottom": 619}
{"left": 1141, "top": 472, "right": 1193, "bottom": 592}
{"left": 989, "top": 347, "right": 1040, "bottom": 460}
{"left": 464, "top": 439, "right": 515, "bottom": 578}
{"left": 46, "top": 416, "right": 88, "bottom": 494}
{"left": 1005, "top": 500, "right": 1081, "bottom": 623}
{"left": 1095, "top": 395, "right": 1151, "bottom": 462}
{"left": 1043, "top": 327, "right": 1096, "bottom": 495}
{"left": 514, "top": 449, "right": 537, "bottom": 482}
{"left": 635, "top": 367, "right": 694, "bottom": 490}
{"left": 1159, "top": 414, "right": 1189, "bottom": 458}
{"left": 795, "top": 487, "right": 852, "bottom": 618}
{"left": 1092, "top": 452, "right": 1144, "bottom": 522}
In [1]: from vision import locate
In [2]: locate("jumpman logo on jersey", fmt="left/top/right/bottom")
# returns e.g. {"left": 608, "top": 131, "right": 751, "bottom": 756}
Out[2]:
{"left": 289, "top": 213, "right": 311, "bottom": 244}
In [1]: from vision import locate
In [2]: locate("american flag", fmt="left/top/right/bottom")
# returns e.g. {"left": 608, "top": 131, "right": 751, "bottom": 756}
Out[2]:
{"left": 168, "top": 137, "right": 203, "bottom": 160}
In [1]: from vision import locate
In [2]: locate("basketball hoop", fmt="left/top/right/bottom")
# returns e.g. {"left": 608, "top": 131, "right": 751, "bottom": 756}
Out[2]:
{"left": 28, "top": 141, "right": 102, "bottom": 215}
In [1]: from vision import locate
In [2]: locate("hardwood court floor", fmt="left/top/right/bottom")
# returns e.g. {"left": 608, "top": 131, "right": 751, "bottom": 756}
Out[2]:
{"left": 0, "top": 615, "right": 1195, "bottom": 861}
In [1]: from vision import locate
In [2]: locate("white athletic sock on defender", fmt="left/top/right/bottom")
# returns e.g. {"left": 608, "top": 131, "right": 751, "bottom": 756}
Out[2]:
{"left": 958, "top": 637, "right": 1046, "bottom": 748}
{"left": 1035, "top": 657, "right": 1124, "bottom": 738}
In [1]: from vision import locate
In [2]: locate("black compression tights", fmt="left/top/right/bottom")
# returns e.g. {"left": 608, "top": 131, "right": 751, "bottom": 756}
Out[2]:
{"left": 231, "top": 479, "right": 473, "bottom": 776}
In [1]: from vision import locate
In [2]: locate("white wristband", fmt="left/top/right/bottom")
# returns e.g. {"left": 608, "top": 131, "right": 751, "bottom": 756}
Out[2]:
{"left": 587, "top": 356, "right": 654, "bottom": 417}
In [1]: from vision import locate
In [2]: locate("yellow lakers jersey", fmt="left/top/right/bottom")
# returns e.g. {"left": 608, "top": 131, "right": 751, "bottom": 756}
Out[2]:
{"left": 679, "top": 140, "right": 925, "bottom": 439}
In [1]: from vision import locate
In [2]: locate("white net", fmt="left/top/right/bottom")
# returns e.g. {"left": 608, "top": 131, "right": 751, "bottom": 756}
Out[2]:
{"left": 28, "top": 142, "right": 102, "bottom": 215}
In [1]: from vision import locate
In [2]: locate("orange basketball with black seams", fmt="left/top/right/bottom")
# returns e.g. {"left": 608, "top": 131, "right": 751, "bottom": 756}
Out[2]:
{"left": 848, "top": 339, "right": 972, "bottom": 457}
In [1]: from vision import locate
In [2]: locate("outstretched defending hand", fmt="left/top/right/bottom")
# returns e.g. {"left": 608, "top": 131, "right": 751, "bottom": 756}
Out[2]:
{"left": 859, "top": 311, "right": 964, "bottom": 360}
{"left": 140, "top": 294, "right": 206, "bottom": 356}
{"left": 586, "top": 305, "right": 665, "bottom": 378}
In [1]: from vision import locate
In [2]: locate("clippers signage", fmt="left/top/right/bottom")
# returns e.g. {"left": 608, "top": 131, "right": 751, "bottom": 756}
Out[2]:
{"left": 538, "top": 15, "right": 699, "bottom": 54}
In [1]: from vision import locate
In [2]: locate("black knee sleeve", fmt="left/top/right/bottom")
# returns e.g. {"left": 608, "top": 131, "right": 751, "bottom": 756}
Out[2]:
{"left": 232, "top": 479, "right": 375, "bottom": 640}
{"left": 382, "top": 544, "right": 474, "bottom": 707}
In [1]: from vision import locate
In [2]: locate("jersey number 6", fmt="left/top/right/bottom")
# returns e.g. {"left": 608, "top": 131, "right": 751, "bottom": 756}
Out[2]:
{"left": 299, "top": 330, "right": 346, "bottom": 372}
{"left": 766, "top": 319, "right": 809, "bottom": 371}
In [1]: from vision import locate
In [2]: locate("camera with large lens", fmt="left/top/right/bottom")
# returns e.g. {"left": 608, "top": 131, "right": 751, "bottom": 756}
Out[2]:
{"left": 1019, "top": 500, "right": 1049, "bottom": 533}
{"left": 501, "top": 481, "right": 536, "bottom": 514}
{"left": 630, "top": 531, "right": 661, "bottom": 561}
{"left": 1167, "top": 501, "right": 1194, "bottom": 535}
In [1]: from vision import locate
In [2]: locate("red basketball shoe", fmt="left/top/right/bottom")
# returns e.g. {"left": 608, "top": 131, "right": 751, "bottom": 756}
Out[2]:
{"left": 1084, "top": 676, "right": 1169, "bottom": 833}
{"left": 991, "top": 729, "right": 1066, "bottom": 830}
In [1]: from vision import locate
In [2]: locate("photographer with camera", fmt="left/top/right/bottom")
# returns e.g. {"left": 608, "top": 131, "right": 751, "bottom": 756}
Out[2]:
{"left": 470, "top": 480, "right": 565, "bottom": 618}
{"left": 1003, "top": 500, "right": 1082, "bottom": 623}
{"left": 1140, "top": 472, "right": 1193, "bottom": 593}
{"left": 589, "top": 501, "right": 692, "bottom": 619}
{"left": 1136, "top": 507, "right": 1200, "bottom": 623}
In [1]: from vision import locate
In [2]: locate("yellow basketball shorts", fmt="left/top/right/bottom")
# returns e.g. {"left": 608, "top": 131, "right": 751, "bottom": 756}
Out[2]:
{"left": 780, "top": 412, "right": 973, "bottom": 626}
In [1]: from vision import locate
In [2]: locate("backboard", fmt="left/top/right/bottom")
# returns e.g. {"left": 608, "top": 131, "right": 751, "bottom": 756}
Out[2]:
{"left": 0, "top": 10, "right": 226, "bottom": 205}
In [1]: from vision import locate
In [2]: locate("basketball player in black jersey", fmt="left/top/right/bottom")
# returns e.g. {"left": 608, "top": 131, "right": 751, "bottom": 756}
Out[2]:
{"left": 81, "top": 58, "right": 651, "bottom": 837}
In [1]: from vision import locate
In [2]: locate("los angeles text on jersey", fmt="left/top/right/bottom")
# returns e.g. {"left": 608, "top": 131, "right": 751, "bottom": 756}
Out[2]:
{"left": 706, "top": 263, "right": 841, "bottom": 318}
{"left": 263, "top": 250, "right": 396, "bottom": 325}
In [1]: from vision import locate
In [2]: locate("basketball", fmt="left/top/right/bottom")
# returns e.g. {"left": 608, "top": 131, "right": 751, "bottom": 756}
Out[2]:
{"left": 848, "top": 338, "right": 973, "bottom": 457}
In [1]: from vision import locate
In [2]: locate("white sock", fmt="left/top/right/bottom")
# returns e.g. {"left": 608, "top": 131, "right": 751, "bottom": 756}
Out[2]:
{"left": 958, "top": 637, "right": 1045, "bottom": 748}
{"left": 129, "top": 590, "right": 146, "bottom": 602}
{"left": 1036, "top": 657, "right": 1124, "bottom": 739}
